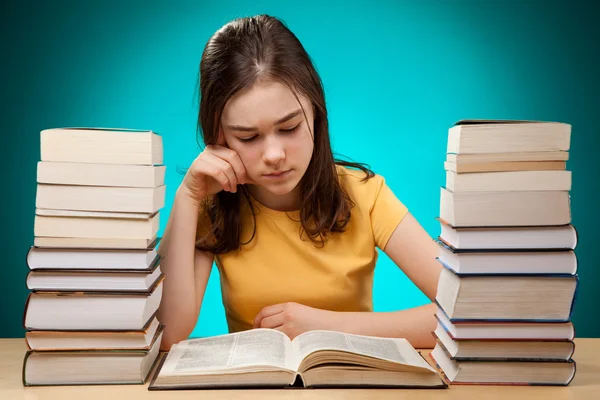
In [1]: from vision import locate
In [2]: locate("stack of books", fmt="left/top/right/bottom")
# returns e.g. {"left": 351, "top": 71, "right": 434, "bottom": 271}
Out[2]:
{"left": 22, "top": 128, "right": 167, "bottom": 386}
{"left": 430, "top": 120, "right": 578, "bottom": 386}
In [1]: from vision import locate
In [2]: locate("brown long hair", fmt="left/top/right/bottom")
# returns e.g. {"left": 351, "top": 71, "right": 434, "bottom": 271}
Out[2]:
{"left": 196, "top": 14, "right": 373, "bottom": 253}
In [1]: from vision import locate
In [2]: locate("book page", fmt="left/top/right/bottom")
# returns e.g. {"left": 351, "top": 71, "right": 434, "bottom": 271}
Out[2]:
{"left": 228, "top": 329, "right": 292, "bottom": 371}
{"left": 159, "top": 329, "right": 292, "bottom": 376}
{"left": 345, "top": 334, "right": 434, "bottom": 371}
{"left": 291, "top": 330, "right": 434, "bottom": 372}
{"left": 290, "top": 330, "right": 352, "bottom": 370}
{"left": 162, "top": 334, "right": 236, "bottom": 374}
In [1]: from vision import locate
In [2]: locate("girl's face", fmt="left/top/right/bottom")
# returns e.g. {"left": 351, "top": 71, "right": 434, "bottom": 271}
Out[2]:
{"left": 220, "top": 80, "right": 315, "bottom": 203}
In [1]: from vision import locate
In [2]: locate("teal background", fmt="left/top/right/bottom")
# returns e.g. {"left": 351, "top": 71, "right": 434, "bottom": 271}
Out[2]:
{"left": 2, "top": 0, "right": 599, "bottom": 338}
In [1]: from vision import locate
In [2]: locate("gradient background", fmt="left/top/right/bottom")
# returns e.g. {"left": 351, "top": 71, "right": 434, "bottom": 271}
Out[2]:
{"left": 2, "top": 0, "right": 599, "bottom": 338}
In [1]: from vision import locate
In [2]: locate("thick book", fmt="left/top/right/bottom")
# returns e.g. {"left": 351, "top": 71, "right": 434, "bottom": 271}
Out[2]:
{"left": 439, "top": 187, "right": 571, "bottom": 227}
{"left": 445, "top": 170, "right": 572, "bottom": 192}
{"left": 436, "top": 240, "right": 578, "bottom": 275}
{"left": 26, "top": 260, "right": 162, "bottom": 292}
{"left": 437, "top": 218, "right": 578, "bottom": 250}
{"left": 435, "top": 306, "right": 575, "bottom": 341}
{"left": 37, "top": 161, "right": 166, "bottom": 188}
{"left": 446, "top": 120, "right": 571, "bottom": 154}
{"left": 23, "top": 277, "right": 163, "bottom": 331}
{"left": 432, "top": 323, "right": 575, "bottom": 361}
{"left": 35, "top": 183, "right": 166, "bottom": 213}
{"left": 435, "top": 265, "right": 578, "bottom": 322}
{"left": 25, "top": 315, "right": 161, "bottom": 351}
{"left": 430, "top": 339, "right": 575, "bottom": 386}
{"left": 40, "top": 127, "right": 163, "bottom": 165}
{"left": 27, "top": 244, "right": 159, "bottom": 271}
{"left": 34, "top": 210, "right": 160, "bottom": 240}
{"left": 23, "top": 325, "right": 164, "bottom": 386}
{"left": 148, "top": 329, "right": 446, "bottom": 389}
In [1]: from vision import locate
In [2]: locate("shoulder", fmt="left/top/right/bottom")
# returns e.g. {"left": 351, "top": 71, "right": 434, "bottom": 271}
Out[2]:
{"left": 335, "top": 164, "right": 387, "bottom": 210}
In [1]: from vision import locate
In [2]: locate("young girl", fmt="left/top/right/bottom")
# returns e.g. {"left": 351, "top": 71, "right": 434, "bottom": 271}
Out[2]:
{"left": 157, "top": 14, "right": 442, "bottom": 351}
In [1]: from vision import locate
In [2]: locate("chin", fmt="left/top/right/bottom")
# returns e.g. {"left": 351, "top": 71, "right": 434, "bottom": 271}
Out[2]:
{"left": 262, "top": 183, "right": 297, "bottom": 196}
{"left": 259, "top": 178, "right": 301, "bottom": 196}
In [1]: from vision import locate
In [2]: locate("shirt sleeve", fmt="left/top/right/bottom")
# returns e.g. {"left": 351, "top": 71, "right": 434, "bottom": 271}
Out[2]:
{"left": 370, "top": 175, "right": 409, "bottom": 250}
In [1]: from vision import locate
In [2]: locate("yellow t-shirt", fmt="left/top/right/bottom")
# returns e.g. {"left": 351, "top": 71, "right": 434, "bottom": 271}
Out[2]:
{"left": 212, "top": 165, "right": 408, "bottom": 333}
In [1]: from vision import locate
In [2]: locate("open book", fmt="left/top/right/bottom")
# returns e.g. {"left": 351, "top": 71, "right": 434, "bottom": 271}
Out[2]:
{"left": 149, "top": 329, "right": 445, "bottom": 389}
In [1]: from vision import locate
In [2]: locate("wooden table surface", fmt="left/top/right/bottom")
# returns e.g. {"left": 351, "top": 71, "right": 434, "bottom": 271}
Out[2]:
{"left": 1, "top": 338, "right": 598, "bottom": 399}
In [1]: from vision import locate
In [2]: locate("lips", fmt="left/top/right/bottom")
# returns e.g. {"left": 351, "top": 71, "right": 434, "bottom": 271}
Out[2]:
{"left": 266, "top": 170, "right": 287, "bottom": 176}
{"left": 263, "top": 169, "right": 291, "bottom": 178}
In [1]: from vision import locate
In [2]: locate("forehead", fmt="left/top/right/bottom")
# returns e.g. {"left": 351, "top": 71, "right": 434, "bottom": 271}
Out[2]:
{"left": 221, "top": 80, "right": 310, "bottom": 125}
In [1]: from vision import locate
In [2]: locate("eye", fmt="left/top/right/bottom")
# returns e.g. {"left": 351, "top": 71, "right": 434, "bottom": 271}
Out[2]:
{"left": 238, "top": 135, "right": 258, "bottom": 143}
{"left": 280, "top": 123, "right": 301, "bottom": 134}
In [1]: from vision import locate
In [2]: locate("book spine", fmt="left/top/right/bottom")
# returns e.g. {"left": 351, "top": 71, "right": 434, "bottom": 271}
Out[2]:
{"left": 566, "top": 359, "right": 577, "bottom": 385}
{"left": 22, "top": 350, "right": 32, "bottom": 386}
{"left": 22, "top": 292, "right": 32, "bottom": 330}
{"left": 568, "top": 276, "right": 579, "bottom": 321}
{"left": 25, "top": 246, "right": 34, "bottom": 270}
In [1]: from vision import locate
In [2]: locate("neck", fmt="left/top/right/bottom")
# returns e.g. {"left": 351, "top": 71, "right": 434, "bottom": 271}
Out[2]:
{"left": 247, "top": 184, "right": 301, "bottom": 212}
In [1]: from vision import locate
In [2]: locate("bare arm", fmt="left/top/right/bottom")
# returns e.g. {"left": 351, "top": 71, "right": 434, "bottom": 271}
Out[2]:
{"left": 383, "top": 213, "right": 441, "bottom": 301}
{"left": 156, "top": 138, "right": 250, "bottom": 350}
{"left": 328, "top": 213, "right": 441, "bottom": 348}
{"left": 156, "top": 188, "right": 214, "bottom": 350}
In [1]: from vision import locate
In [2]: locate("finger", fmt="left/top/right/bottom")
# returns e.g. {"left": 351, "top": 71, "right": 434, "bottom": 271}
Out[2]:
{"left": 253, "top": 303, "right": 286, "bottom": 328}
{"left": 195, "top": 158, "right": 231, "bottom": 192}
{"left": 202, "top": 152, "right": 238, "bottom": 192}
{"left": 258, "top": 312, "right": 285, "bottom": 329}
{"left": 208, "top": 146, "right": 248, "bottom": 185}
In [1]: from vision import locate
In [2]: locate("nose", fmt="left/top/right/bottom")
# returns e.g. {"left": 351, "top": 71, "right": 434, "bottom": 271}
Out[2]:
{"left": 262, "top": 135, "right": 285, "bottom": 166}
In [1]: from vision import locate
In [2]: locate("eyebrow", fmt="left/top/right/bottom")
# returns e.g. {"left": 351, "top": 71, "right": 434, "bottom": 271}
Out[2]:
{"left": 226, "top": 109, "right": 302, "bottom": 132}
